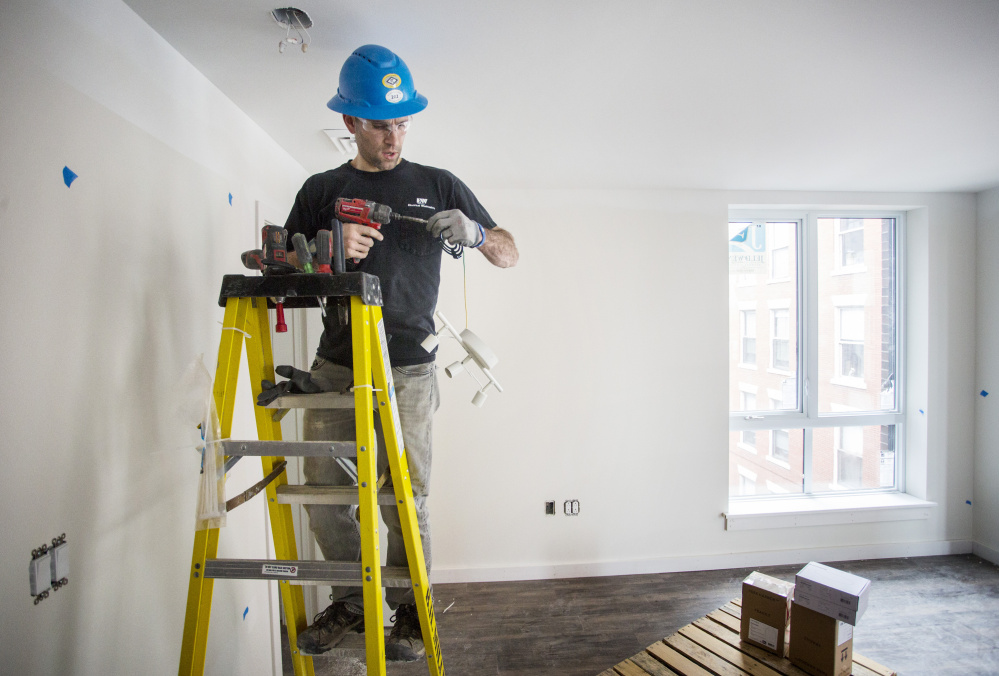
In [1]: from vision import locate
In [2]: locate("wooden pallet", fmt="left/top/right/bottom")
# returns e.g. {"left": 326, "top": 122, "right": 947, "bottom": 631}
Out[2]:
{"left": 598, "top": 598, "right": 896, "bottom": 676}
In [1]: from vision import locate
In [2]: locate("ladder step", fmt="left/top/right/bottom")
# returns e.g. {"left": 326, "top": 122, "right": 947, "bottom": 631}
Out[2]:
{"left": 221, "top": 439, "right": 355, "bottom": 457}
{"left": 264, "top": 391, "right": 381, "bottom": 410}
{"left": 276, "top": 484, "right": 397, "bottom": 506}
{"left": 203, "top": 559, "right": 412, "bottom": 587}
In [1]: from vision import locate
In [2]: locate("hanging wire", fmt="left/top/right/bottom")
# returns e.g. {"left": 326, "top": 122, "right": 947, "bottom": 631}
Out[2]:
{"left": 439, "top": 235, "right": 463, "bottom": 260}
{"left": 293, "top": 10, "right": 311, "bottom": 50}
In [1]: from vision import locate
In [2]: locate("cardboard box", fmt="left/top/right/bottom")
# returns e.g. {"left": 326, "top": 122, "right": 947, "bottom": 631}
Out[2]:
{"left": 740, "top": 571, "right": 794, "bottom": 656}
{"left": 789, "top": 601, "right": 854, "bottom": 676}
{"left": 795, "top": 561, "right": 870, "bottom": 623}
{"left": 795, "top": 588, "right": 864, "bottom": 625}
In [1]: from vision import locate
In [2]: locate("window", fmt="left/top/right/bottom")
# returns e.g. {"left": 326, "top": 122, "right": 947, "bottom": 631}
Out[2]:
{"left": 834, "top": 425, "right": 865, "bottom": 489}
{"left": 741, "top": 310, "right": 757, "bottom": 365}
{"left": 769, "top": 222, "right": 793, "bottom": 281}
{"left": 729, "top": 211, "right": 903, "bottom": 499}
{"left": 768, "top": 397, "right": 790, "bottom": 465}
{"left": 740, "top": 391, "right": 757, "bottom": 450}
{"left": 737, "top": 466, "right": 757, "bottom": 496}
{"left": 770, "top": 428, "right": 790, "bottom": 463}
{"left": 837, "top": 305, "right": 865, "bottom": 380}
{"left": 837, "top": 218, "right": 865, "bottom": 269}
{"left": 771, "top": 308, "right": 790, "bottom": 371}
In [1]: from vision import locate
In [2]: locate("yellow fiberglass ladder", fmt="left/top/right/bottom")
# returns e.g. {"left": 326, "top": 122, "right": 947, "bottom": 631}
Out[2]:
{"left": 178, "top": 271, "right": 445, "bottom": 676}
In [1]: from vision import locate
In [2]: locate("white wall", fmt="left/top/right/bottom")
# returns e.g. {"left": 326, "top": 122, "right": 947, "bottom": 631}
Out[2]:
{"left": 0, "top": 0, "right": 307, "bottom": 674}
{"left": 422, "top": 189, "right": 978, "bottom": 581}
{"left": 974, "top": 187, "right": 999, "bottom": 564}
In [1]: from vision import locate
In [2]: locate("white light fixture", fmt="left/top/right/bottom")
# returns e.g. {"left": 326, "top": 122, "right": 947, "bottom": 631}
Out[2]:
{"left": 271, "top": 7, "right": 312, "bottom": 53}
{"left": 421, "top": 312, "right": 503, "bottom": 407}
{"left": 323, "top": 128, "right": 357, "bottom": 155}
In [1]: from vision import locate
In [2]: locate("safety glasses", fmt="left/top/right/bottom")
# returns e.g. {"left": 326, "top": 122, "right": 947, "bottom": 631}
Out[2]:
{"left": 358, "top": 118, "right": 412, "bottom": 135}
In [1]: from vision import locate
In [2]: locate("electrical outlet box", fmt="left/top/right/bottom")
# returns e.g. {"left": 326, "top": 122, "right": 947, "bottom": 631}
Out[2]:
{"left": 30, "top": 553, "right": 51, "bottom": 596}
{"left": 545, "top": 501, "right": 555, "bottom": 515}
{"left": 564, "top": 499, "right": 580, "bottom": 516}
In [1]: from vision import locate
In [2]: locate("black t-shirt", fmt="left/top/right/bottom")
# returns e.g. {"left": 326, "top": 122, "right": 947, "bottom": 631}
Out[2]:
{"left": 284, "top": 159, "right": 497, "bottom": 367}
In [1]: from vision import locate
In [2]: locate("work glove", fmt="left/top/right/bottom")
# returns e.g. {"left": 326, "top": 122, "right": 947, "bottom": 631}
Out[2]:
{"left": 256, "top": 365, "right": 322, "bottom": 406}
{"left": 427, "top": 210, "right": 483, "bottom": 247}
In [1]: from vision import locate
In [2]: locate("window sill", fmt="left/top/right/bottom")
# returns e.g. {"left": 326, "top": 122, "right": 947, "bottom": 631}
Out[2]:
{"left": 723, "top": 492, "right": 935, "bottom": 531}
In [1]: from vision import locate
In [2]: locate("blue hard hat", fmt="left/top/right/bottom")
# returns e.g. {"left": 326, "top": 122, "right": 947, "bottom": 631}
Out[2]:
{"left": 327, "top": 45, "right": 428, "bottom": 120}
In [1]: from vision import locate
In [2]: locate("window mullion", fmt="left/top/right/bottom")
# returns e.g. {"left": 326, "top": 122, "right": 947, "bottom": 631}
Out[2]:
{"left": 803, "top": 213, "right": 819, "bottom": 493}
{"left": 804, "top": 213, "right": 819, "bottom": 421}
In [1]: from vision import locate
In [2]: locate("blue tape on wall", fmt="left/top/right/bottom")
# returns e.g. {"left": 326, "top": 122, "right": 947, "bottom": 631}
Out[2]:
{"left": 243, "top": 606, "right": 249, "bottom": 620}
{"left": 62, "top": 166, "right": 78, "bottom": 187}
{"left": 967, "top": 500, "right": 973, "bottom": 505}
{"left": 228, "top": 193, "right": 233, "bottom": 206}
{"left": 982, "top": 390, "right": 989, "bottom": 398}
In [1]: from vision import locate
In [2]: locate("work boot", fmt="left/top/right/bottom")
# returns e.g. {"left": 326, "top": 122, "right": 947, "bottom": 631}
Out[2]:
{"left": 296, "top": 601, "right": 364, "bottom": 655}
{"left": 385, "top": 604, "right": 425, "bottom": 662}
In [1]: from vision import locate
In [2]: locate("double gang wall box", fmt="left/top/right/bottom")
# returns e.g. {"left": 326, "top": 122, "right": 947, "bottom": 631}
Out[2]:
{"left": 740, "top": 571, "right": 794, "bottom": 657}
{"left": 795, "top": 561, "right": 870, "bottom": 625}
{"left": 789, "top": 601, "right": 854, "bottom": 676}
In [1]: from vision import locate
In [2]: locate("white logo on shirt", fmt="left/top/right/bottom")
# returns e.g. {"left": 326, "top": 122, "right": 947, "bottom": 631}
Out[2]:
{"left": 408, "top": 198, "right": 435, "bottom": 210}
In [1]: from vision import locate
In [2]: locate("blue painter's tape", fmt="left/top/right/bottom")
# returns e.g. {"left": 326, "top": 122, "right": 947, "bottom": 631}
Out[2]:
{"left": 228, "top": 193, "right": 233, "bottom": 206}
{"left": 63, "top": 166, "right": 78, "bottom": 187}
{"left": 966, "top": 500, "right": 972, "bottom": 505}
{"left": 243, "top": 607, "right": 249, "bottom": 620}
{"left": 919, "top": 409, "right": 925, "bottom": 415}
{"left": 982, "top": 390, "right": 990, "bottom": 398}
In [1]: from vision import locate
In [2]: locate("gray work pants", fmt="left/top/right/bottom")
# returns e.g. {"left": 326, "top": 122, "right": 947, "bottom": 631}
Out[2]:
{"left": 302, "top": 357, "right": 438, "bottom": 609}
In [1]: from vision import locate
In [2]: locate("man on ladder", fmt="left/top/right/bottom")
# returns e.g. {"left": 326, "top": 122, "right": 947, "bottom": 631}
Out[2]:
{"left": 282, "top": 44, "right": 519, "bottom": 661}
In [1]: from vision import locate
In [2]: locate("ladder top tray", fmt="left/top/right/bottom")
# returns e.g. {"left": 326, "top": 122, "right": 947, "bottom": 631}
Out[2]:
{"left": 218, "top": 272, "right": 382, "bottom": 308}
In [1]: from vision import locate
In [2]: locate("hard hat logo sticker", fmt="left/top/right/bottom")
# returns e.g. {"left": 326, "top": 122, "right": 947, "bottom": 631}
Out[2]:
{"left": 385, "top": 89, "right": 404, "bottom": 104}
{"left": 382, "top": 74, "right": 402, "bottom": 89}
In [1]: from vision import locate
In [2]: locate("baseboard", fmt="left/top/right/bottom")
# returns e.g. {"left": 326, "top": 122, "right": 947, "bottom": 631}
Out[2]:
{"left": 972, "top": 540, "right": 999, "bottom": 565}
{"left": 430, "top": 539, "right": 974, "bottom": 584}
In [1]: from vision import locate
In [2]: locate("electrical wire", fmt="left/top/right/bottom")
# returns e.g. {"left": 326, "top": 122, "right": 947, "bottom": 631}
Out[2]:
{"left": 439, "top": 234, "right": 463, "bottom": 260}
{"left": 434, "top": 233, "right": 468, "bottom": 326}
{"left": 294, "top": 11, "right": 311, "bottom": 50}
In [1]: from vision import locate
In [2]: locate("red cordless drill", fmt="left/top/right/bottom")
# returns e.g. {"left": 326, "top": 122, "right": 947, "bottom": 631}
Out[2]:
{"left": 335, "top": 197, "right": 432, "bottom": 261}
{"left": 261, "top": 225, "right": 291, "bottom": 267}
{"left": 243, "top": 225, "right": 293, "bottom": 332}
{"left": 334, "top": 198, "right": 394, "bottom": 229}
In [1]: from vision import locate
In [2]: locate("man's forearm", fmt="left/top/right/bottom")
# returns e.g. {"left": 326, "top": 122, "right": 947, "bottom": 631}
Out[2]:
{"left": 478, "top": 227, "right": 519, "bottom": 268}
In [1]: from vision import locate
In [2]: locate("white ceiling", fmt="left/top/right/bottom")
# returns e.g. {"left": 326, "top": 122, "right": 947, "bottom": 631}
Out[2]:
{"left": 122, "top": 0, "right": 999, "bottom": 194}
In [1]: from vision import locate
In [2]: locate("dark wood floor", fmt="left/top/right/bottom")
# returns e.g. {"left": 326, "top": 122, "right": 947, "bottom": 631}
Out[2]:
{"left": 283, "top": 554, "right": 999, "bottom": 676}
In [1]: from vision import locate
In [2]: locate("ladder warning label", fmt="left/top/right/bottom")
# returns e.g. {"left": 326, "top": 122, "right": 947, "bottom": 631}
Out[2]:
{"left": 261, "top": 564, "right": 298, "bottom": 577}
